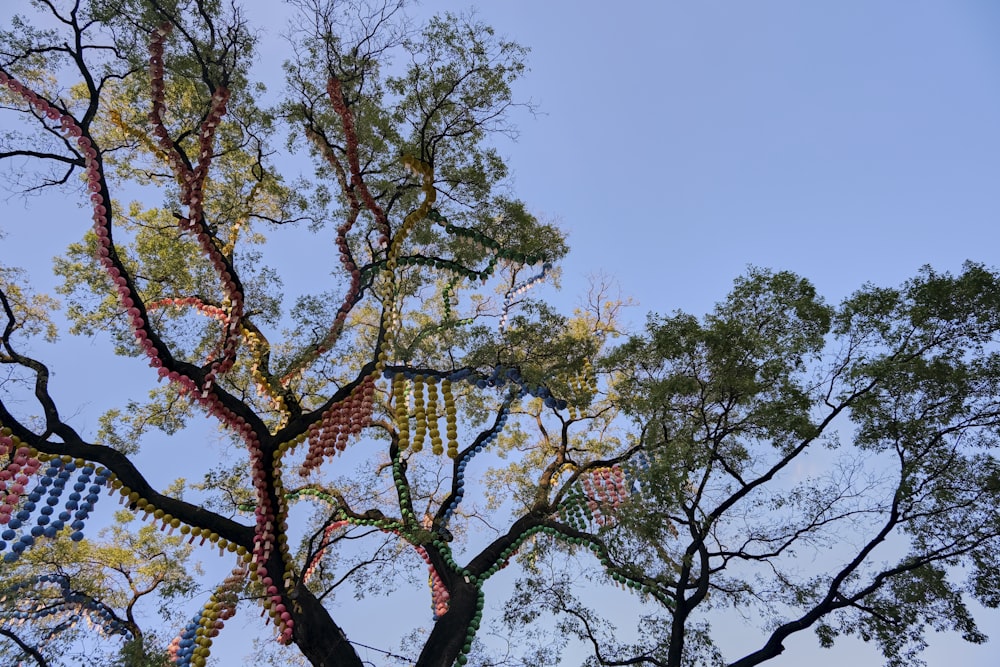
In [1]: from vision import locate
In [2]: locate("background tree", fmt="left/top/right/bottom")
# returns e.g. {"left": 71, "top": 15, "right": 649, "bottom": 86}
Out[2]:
{"left": 506, "top": 266, "right": 1000, "bottom": 667}
{"left": 1, "top": 2, "right": 999, "bottom": 667}
{"left": 0, "top": 508, "right": 197, "bottom": 667}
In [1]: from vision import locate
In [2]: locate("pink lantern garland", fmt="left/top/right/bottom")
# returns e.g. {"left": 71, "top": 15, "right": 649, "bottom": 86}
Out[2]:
{"left": 298, "top": 374, "right": 376, "bottom": 475}
{"left": 569, "top": 464, "right": 629, "bottom": 528}
{"left": 414, "top": 545, "right": 451, "bottom": 618}
{"left": 0, "top": 429, "right": 41, "bottom": 527}
{"left": 302, "top": 519, "right": 350, "bottom": 583}
{"left": 147, "top": 24, "right": 244, "bottom": 395}
{"left": 327, "top": 77, "right": 390, "bottom": 246}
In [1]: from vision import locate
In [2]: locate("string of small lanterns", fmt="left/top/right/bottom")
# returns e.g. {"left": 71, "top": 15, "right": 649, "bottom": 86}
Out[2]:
{"left": 0, "top": 428, "right": 111, "bottom": 563}
{"left": 0, "top": 573, "right": 132, "bottom": 639}
{"left": 167, "top": 566, "right": 245, "bottom": 667}
{"left": 147, "top": 24, "right": 244, "bottom": 391}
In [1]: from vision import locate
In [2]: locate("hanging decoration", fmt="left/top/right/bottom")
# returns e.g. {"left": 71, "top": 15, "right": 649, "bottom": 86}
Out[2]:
{"left": 0, "top": 573, "right": 132, "bottom": 639}
{"left": 166, "top": 566, "right": 245, "bottom": 667}
{"left": 0, "top": 428, "right": 111, "bottom": 564}
{"left": 557, "top": 465, "right": 629, "bottom": 529}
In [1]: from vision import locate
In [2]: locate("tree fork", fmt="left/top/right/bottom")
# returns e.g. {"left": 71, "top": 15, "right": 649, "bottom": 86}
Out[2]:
{"left": 415, "top": 575, "right": 481, "bottom": 667}
{"left": 288, "top": 583, "right": 365, "bottom": 667}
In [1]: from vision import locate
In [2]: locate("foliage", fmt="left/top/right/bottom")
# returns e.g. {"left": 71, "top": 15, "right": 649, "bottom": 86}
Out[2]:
{"left": 1, "top": 2, "right": 999, "bottom": 667}
{"left": 0, "top": 510, "right": 196, "bottom": 667}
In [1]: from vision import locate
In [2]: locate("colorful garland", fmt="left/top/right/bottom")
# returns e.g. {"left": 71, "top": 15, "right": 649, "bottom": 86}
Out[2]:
{"left": 0, "top": 428, "right": 110, "bottom": 564}
{"left": 167, "top": 566, "right": 245, "bottom": 666}
{"left": 0, "top": 573, "right": 131, "bottom": 639}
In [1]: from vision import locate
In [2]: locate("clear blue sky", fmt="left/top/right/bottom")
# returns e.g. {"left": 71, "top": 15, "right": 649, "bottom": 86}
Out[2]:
{"left": 3, "top": 1, "right": 1000, "bottom": 665}
{"left": 440, "top": 0, "right": 1000, "bottom": 318}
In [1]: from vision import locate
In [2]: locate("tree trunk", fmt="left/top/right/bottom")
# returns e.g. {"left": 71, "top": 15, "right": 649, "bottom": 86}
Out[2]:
{"left": 415, "top": 576, "right": 480, "bottom": 667}
{"left": 290, "top": 584, "right": 364, "bottom": 667}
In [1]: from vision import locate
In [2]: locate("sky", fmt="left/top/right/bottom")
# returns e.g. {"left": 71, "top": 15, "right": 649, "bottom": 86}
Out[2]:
{"left": 3, "top": 0, "right": 1000, "bottom": 665}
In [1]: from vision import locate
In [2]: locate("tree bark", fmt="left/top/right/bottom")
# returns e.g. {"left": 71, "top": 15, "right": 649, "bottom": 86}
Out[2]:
{"left": 289, "top": 583, "right": 364, "bottom": 667}
{"left": 415, "top": 576, "right": 479, "bottom": 667}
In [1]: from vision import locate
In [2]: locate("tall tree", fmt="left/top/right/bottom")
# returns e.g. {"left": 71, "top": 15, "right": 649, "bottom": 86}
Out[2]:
{"left": 515, "top": 266, "right": 1000, "bottom": 667}
{"left": 1, "top": 2, "right": 999, "bottom": 667}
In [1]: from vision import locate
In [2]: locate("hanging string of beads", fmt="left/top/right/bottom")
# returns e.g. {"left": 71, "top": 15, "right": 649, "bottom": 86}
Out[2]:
{"left": 392, "top": 371, "right": 459, "bottom": 459}
{"left": 442, "top": 379, "right": 458, "bottom": 459}
{"left": 166, "top": 567, "right": 246, "bottom": 666}
{"left": 297, "top": 374, "right": 376, "bottom": 475}
{"left": 0, "top": 573, "right": 132, "bottom": 639}
{"left": 411, "top": 375, "right": 427, "bottom": 453}
{"left": 169, "top": 612, "right": 204, "bottom": 666}
{"left": 425, "top": 377, "right": 443, "bottom": 455}
{"left": 498, "top": 261, "right": 554, "bottom": 332}
{"left": 0, "top": 429, "right": 111, "bottom": 564}
{"left": 393, "top": 374, "right": 411, "bottom": 451}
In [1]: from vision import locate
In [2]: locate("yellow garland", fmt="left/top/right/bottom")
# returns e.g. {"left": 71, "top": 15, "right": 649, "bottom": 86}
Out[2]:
{"left": 244, "top": 329, "right": 289, "bottom": 424}
{"left": 107, "top": 107, "right": 174, "bottom": 172}
{"left": 442, "top": 379, "right": 458, "bottom": 458}
{"left": 426, "top": 377, "right": 442, "bottom": 455}
{"left": 565, "top": 358, "right": 598, "bottom": 420}
{"left": 393, "top": 374, "right": 410, "bottom": 451}
{"left": 189, "top": 593, "right": 222, "bottom": 667}
{"left": 375, "top": 155, "right": 435, "bottom": 372}
{"left": 411, "top": 375, "right": 426, "bottom": 453}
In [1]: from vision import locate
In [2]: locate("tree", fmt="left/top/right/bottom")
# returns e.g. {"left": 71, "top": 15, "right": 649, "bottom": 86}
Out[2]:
{"left": 1, "top": 2, "right": 999, "bottom": 667}
{"left": 552, "top": 266, "right": 1000, "bottom": 667}
{"left": 0, "top": 509, "right": 198, "bottom": 667}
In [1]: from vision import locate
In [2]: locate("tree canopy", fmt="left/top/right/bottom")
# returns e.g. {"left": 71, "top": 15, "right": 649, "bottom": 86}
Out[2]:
{"left": 1, "top": 2, "right": 999, "bottom": 667}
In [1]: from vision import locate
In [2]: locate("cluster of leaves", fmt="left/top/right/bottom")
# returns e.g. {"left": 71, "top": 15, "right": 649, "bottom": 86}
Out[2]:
{"left": 0, "top": 510, "right": 196, "bottom": 667}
